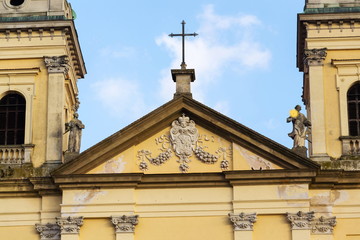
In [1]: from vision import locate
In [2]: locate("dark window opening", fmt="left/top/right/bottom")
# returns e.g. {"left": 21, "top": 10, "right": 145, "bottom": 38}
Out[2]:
{"left": 0, "top": 93, "right": 25, "bottom": 145}
{"left": 348, "top": 84, "right": 360, "bottom": 136}
{"left": 9, "top": 0, "right": 24, "bottom": 6}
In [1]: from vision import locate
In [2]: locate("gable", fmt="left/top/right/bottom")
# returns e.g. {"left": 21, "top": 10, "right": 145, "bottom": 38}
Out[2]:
{"left": 87, "top": 119, "right": 284, "bottom": 175}
{"left": 53, "top": 96, "right": 319, "bottom": 176}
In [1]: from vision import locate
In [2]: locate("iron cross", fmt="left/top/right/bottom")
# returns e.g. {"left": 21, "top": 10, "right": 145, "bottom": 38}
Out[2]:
{"left": 169, "top": 20, "right": 198, "bottom": 69}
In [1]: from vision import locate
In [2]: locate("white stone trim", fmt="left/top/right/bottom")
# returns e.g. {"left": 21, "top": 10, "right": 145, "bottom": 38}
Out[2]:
{"left": 35, "top": 223, "right": 61, "bottom": 240}
{"left": 56, "top": 216, "right": 83, "bottom": 235}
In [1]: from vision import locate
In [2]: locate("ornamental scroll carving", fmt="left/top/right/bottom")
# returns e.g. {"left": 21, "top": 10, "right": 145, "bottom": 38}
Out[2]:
{"left": 111, "top": 215, "right": 139, "bottom": 233}
{"left": 287, "top": 211, "right": 314, "bottom": 230}
{"left": 286, "top": 212, "right": 336, "bottom": 234}
{"left": 44, "top": 55, "right": 69, "bottom": 74}
{"left": 35, "top": 223, "right": 60, "bottom": 240}
{"left": 55, "top": 216, "right": 83, "bottom": 234}
{"left": 311, "top": 216, "right": 336, "bottom": 235}
{"left": 137, "top": 113, "right": 231, "bottom": 173}
{"left": 304, "top": 48, "right": 327, "bottom": 66}
{"left": 228, "top": 212, "right": 257, "bottom": 231}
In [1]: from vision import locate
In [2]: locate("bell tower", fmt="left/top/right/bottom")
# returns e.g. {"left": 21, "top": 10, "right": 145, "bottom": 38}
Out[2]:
{"left": 298, "top": 0, "right": 360, "bottom": 166}
{"left": 0, "top": 0, "right": 86, "bottom": 173}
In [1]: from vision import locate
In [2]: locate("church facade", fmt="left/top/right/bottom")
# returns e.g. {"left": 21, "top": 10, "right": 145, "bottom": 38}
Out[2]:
{"left": 1, "top": 0, "right": 360, "bottom": 239}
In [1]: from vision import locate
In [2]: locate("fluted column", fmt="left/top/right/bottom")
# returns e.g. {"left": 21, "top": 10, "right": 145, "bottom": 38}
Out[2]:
{"left": 56, "top": 216, "right": 83, "bottom": 240}
{"left": 44, "top": 56, "right": 69, "bottom": 162}
{"left": 111, "top": 215, "right": 139, "bottom": 240}
{"left": 228, "top": 212, "right": 257, "bottom": 240}
{"left": 304, "top": 48, "right": 329, "bottom": 161}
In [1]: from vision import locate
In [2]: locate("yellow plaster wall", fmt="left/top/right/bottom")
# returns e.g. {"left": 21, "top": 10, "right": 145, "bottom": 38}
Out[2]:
{"left": 252, "top": 215, "right": 291, "bottom": 240}
{"left": 232, "top": 143, "right": 282, "bottom": 170}
{"left": 0, "top": 226, "right": 38, "bottom": 240}
{"left": 79, "top": 218, "right": 115, "bottom": 240}
{"left": 305, "top": 37, "right": 360, "bottom": 158}
{"left": 322, "top": 50, "right": 360, "bottom": 158}
{"left": 0, "top": 29, "right": 80, "bottom": 166}
{"left": 333, "top": 218, "right": 360, "bottom": 239}
{"left": 135, "top": 216, "right": 232, "bottom": 240}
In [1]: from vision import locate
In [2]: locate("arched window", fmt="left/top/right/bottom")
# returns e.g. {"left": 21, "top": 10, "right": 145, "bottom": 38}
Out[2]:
{"left": 348, "top": 83, "right": 360, "bottom": 136}
{"left": 0, "top": 93, "right": 26, "bottom": 145}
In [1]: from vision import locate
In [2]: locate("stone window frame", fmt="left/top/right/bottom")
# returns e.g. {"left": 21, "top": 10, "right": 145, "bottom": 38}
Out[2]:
{"left": 3, "top": 0, "right": 27, "bottom": 10}
{"left": 0, "top": 68, "right": 39, "bottom": 145}
{"left": 333, "top": 59, "right": 360, "bottom": 155}
{"left": 333, "top": 59, "right": 360, "bottom": 137}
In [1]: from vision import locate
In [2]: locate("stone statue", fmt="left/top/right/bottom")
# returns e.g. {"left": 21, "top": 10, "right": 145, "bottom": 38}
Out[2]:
{"left": 65, "top": 113, "right": 85, "bottom": 153}
{"left": 287, "top": 105, "right": 311, "bottom": 149}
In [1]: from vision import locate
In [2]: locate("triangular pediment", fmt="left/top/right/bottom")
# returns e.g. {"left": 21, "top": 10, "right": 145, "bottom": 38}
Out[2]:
{"left": 53, "top": 96, "right": 319, "bottom": 175}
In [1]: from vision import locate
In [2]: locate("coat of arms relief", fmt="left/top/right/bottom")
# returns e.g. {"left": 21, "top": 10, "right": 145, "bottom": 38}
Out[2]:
{"left": 137, "top": 114, "right": 231, "bottom": 173}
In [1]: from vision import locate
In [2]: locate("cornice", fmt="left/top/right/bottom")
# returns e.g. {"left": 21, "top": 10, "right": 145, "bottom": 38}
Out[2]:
{"left": 0, "top": 20, "right": 86, "bottom": 78}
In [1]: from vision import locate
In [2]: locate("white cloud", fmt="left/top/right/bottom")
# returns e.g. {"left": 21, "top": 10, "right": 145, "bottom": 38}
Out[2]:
{"left": 99, "top": 46, "right": 137, "bottom": 59}
{"left": 214, "top": 101, "right": 230, "bottom": 115}
{"left": 263, "top": 118, "right": 280, "bottom": 130}
{"left": 91, "top": 78, "right": 146, "bottom": 119}
{"left": 156, "top": 4, "right": 271, "bottom": 101}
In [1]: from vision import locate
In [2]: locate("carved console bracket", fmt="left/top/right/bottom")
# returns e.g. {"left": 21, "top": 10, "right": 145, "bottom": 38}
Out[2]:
{"left": 287, "top": 211, "right": 314, "bottom": 230}
{"left": 312, "top": 216, "right": 337, "bottom": 235}
{"left": 304, "top": 48, "right": 327, "bottom": 66}
{"left": 44, "top": 56, "right": 69, "bottom": 74}
{"left": 56, "top": 216, "right": 83, "bottom": 235}
{"left": 228, "top": 212, "right": 257, "bottom": 231}
{"left": 111, "top": 215, "right": 139, "bottom": 233}
{"left": 35, "top": 223, "right": 61, "bottom": 240}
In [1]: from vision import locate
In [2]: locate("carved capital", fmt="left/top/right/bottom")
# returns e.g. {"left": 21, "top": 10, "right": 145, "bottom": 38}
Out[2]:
{"left": 312, "top": 216, "right": 336, "bottom": 235}
{"left": 228, "top": 212, "right": 257, "bottom": 231}
{"left": 304, "top": 48, "right": 327, "bottom": 66}
{"left": 44, "top": 55, "right": 69, "bottom": 74}
{"left": 111, "top": 215, "right": 139, "bottom": 233}
{"left": 287, "top": 211, "right": 314, "bottom": 230}
{"left": 35, "top": 223, "right": 61, "bottom": 240}
{"left": 56, "top": 216, "right": 83, "bottom": 235}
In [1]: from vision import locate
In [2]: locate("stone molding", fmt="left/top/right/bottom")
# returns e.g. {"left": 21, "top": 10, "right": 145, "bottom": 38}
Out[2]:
{"left": 311, "top": 216, "right": 337, "bottom": 235}
{"left": 228, "top": 212, "right": 257, "bottom": 231}
{"left": 287, "top": 211, "right": 315, "bottom": 230}
{"left": 56, "top": 216, "right": 83, "bottom": 235}
{"left": 304, "top": 48, "right": 327, "bottom": 66}
{"left": 35, "top": 223, "right": 61, "bottom": 240}
{"left": 44, "top": 56, "right": 69, "bottom": 74}
{"left": 111, "top": 215, "right": 139, "bottom": 233}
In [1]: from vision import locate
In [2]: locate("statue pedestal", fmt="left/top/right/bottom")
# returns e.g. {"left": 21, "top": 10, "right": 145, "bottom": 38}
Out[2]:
{"left": 292, "top": 146, "right": 308, "bottom": 158}
{"left": 64, "top": 152, "right": 80, "bottom": 162}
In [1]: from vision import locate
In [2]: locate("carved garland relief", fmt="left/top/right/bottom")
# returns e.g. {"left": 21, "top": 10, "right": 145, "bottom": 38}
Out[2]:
{"left": 137, "top": 114, "right": 231, "bottom": 173}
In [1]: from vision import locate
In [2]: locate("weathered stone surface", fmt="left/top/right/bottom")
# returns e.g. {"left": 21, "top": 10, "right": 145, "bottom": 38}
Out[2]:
{"left": 306, "top": 0, "right": 360, "bottom": 8}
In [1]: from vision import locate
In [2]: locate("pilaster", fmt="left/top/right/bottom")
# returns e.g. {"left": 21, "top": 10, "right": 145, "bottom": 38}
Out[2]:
{"left": 56, "top": 216, "right": 83, "bottom": 240}
{"left": 228, "top": 212, "right": 256, "bottom": 240}
{"left": 287, "top": 211, "right": 314, "bottom": 240}
{"left": 35, "top": 223, "right": 61, "bottom": 240}
{"left": 111, "top": 215, "right": 139, "bottom": 240}
{"left": 304, "top": 48, "right": 329, "bottom": 162}
{"left": 44, "top": 56, "right": 69, "bottom": 163}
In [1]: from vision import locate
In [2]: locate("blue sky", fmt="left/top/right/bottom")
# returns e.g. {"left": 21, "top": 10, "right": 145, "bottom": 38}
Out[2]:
{"left": 69, "top": 0, "right": 306, "bottom": 151}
